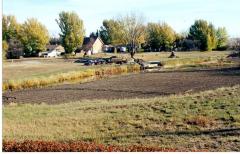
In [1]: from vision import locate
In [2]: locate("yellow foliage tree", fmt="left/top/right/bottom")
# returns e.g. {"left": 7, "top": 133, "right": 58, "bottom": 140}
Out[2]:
{"left": 56, "top": 11, "right": 85, "bottom": 54}
{"left": 19, "top": 18, "right": 50, "bottom": 56}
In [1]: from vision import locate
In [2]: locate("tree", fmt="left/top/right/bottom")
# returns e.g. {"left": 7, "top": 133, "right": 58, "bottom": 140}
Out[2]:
{"left": 228, "top": 38, "right": 240, "bottom": 51}
{"left": 216, "top": 27, "right": 228, "bottom": 50}
{"left": 2, "top": 40, "right": 9, "bottom": 59}
{"left": 2, "top": 15, "right": 22, "bottom": 58}
{"left": 117, "top": 13, "right": 146, "bottom": 57}
{"left": 159, "top": 23, "right": 176, "bottom": 50}
{"left": 174, "top": 32, "right": 186, "bottom": 50}
{"left": 146, "top": 23, "right": 162, "bottom": 50}
{"left": 100, "top": 19, "right": 126, "bottom": 45}
{"left": 146, "top": 22, "right": 176, "bottom": 51}
{"left": 19, "top": 18, "right": 50, "bottom": 56}
{"left": 188, "top": 20, "right": 217, "bottom": 51}
{"left": 208, "top": 23, "right": 217, "bottom": 50}
{"left": 56, "top": 11, "right": 85, "bottom": 54}
{"left": 99, "top": 21, "right": 112, "bottom": 45}
{"left": 2, "top": 15, "right": 20, "bottom": 41}
{"left": 101, "top": 13, "right": 146, "bottom": 58}
{"left": 49, "top": 37, "right": 61, "bottom": 45}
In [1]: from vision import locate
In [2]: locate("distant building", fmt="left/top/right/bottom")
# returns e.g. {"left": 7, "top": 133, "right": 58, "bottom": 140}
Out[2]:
{"left": 46, "top": 44, "right": 65, "bottom": 53}
{"left": 103, "top": 45, "right": 128, "bottom": 53}
{"left": 6, "top": 39, "right": 24, "bottom": 59}
{"left": 81, "top": 36, "right": 104, "bottom": 55}
{"left": 39, "top": 45, "right": 65, "bottom": 58}
{"left": 103, "top": 45, "right": 115, "bottom": 52}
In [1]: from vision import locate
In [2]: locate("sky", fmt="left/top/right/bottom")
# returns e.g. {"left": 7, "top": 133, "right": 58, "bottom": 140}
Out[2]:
{"left": 3, "top": 0, "right": 240, "bottom": 37}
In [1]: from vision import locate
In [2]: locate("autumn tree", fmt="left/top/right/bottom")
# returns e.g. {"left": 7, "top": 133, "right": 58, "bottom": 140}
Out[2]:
{"left": 99, "top": 20, "right": 117, "bottom": 45}
{"left": 2, "top": 40, "right": 9, "bottom": 59}
{"left": 100, "top": 19, "right": 126, "bottom": 45}
{"left": 2, "top": 15, "right": 20, "bottom": 41}
{"left": 207, "top": 23, "right": 217, "bottom": 51}
{"left": 216, "top": 27, "right": 228, "bottom": 50}
{"left": 146, "top": 23, "right": 161, "bottom": 50}
{"left": 56, "top": 11, "right": 85, "bottom": 54}
{"left": 2, "top": 15, "right": 22, "bottom": 58}
{"left": 188, "top": 20, "right": 217, "bottom": 51}
{"left": 100, "top": 13, "right": 145, "bottom": 58}
{"left": 117, "top": 13, "right": 146, "bottom": 57}
{"left": 146, "top": 22, "right": 176, "bottom": 51}
{"left": 19, "top": 18, "right": 49, "bottom": 56}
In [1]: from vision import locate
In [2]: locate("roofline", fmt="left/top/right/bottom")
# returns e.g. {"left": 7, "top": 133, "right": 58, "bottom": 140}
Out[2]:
{"left": 96, "top": 37, "right": 104, "bottom": 45}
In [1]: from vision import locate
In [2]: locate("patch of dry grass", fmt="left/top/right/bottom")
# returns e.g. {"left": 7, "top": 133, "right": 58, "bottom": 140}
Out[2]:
{"left": 3, "top": 85, "right": 240, "bottom": 151}
{"left": 3, "top": 51, "right": 237, "bottom": 91}
{"left": 3, "top": 64, "right": 140, "bottom": 91}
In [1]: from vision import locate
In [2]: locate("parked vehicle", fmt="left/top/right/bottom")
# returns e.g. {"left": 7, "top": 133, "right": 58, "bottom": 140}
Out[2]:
{"left": 38, "top": 52, "right": 48, "bottom": 57}
{"left": 102, "top": 58, "right": 112, "bottom": 64}
{"left": 110, "top": 56, "right": 127, "bottom": 64}
{"left": 84, "top": 59, "right": 96, "bottom": 66}
{"left": 47, "top": 50, "right": 61, "bottom": 58}
{"left": 77, "top": 56, "right": 128, "bottom": 66}
{"left": 74, "top": 58, "right": 88, "bottom": 63}
{"left": 95, "top": 58, "right": 106, "bottom": 65}
{"left": 39, "top": 50, "right": 61, "bottom": 58}
{"left": 140, "top": 61, "right": 162, "bottom": 70}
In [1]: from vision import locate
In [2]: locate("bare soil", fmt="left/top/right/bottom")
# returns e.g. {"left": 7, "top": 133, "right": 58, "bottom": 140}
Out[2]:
{"left": 3, "top": 67, "right": 240, "bottom": 104}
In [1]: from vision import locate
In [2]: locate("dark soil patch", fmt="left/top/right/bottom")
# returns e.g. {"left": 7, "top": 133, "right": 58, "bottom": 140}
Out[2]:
{"left": 3, "top": 67, "right": 240, "bottom": 104}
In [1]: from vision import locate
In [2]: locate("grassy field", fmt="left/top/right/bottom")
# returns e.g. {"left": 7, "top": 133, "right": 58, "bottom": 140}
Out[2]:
{"left": 90, "top": 51, "right": 232, "bottom": 61}
{"left": 3, "top": 51, "right": 240, "bottom": 151}
{"left": 3, "top": 60, "right": 93, "bottom": 81}
{"left": 3, "top": 51, "right": 237, "bottom": 91}
{"left": 3, "top": 85, "right": 240, "bottom": 151}
{"left": 3, "top": 51, "right": 234, "bottom": 81}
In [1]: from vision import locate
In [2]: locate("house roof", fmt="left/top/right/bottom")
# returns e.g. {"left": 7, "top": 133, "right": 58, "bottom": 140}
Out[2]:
{"left": 46, "top": 44, "right": 65, "bottom": 53}
{"left": 46, "top": 44, "right": 61, "bottom": 51}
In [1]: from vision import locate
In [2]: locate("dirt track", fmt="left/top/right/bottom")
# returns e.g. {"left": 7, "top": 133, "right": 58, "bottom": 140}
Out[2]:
{"left": 3, "top": 67, "right": 240, "bottom": 104}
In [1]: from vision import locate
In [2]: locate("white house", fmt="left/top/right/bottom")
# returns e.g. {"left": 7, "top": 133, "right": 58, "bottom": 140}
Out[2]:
{"left": 39, "top": 45, "right": 65, "bottom": 58}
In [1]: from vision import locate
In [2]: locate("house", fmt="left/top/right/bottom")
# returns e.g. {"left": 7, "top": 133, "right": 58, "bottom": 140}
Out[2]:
{"left": 103, "top": 45, "right": 128, "bottom": 53}
{"left": 82, "top": 36, "right": 104, "bottom": 55}
{"left": 103, "top": 45, "right": 115, "bottom": 52}
{"left": 6, "top": 39, "right": 24, "bottom": 59}
{"left": 46, "top": 44, "right": 65, "bottom": 52}
{"left": 39, "top": 45, "right": 65, "bottom": 58}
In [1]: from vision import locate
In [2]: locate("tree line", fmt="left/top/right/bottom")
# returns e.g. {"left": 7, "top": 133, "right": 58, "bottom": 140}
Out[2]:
{"left": 99, "top": 14, "right": 229, "bottom": 52}
{"left": 2, "top": 12, "right": 238, "bottom": 59}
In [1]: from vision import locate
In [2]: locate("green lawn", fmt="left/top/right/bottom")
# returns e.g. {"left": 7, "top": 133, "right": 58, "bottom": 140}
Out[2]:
{"left": 3, "top": 85, "right": 240, "bottom": 151}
